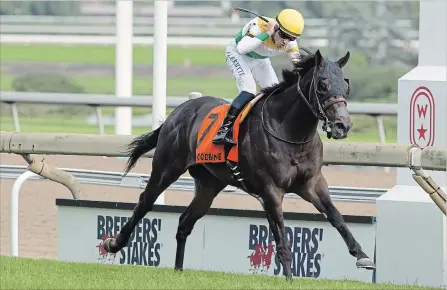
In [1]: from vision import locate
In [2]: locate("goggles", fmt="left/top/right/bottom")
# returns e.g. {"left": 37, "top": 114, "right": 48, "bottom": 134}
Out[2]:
{"left": 278, "top": 29, "right": 298, "bottom": 41}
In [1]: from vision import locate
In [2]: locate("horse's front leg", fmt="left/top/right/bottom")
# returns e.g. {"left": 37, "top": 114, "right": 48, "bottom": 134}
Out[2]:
{"left": 302, "top": 173, "right": 376, "bottom": 270}
{"left": 261, "top": 186, "right": 292, "bottom": 280}
{"left": 250, "top": 193, "right": 282, "bottom": 250}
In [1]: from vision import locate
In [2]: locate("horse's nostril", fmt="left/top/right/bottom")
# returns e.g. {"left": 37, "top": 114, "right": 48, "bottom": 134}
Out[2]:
{"left": 334, "top": 122, "right": 351, "bottom": 134}
{"left": 335, "top": 123, "right": 345, "bottom": 130}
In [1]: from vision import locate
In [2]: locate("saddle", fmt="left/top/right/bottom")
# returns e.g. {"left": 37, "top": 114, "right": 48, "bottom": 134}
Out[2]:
{"left": 195, "top": 93, "right": 265, "bottom": 192}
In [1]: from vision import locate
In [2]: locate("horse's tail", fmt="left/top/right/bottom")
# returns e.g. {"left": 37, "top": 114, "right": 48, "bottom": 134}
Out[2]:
{"left": 123, "top": 124, "right": 163, "bottom": 175}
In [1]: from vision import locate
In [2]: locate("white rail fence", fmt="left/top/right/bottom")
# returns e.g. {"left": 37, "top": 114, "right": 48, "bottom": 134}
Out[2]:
{"left": 0, "top": 91, "right": 397, "bottom": 144}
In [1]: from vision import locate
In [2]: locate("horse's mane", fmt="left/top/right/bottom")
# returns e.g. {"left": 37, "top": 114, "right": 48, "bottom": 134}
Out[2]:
{"left": 260, "top": 53, "right": 316, "bottom": 97}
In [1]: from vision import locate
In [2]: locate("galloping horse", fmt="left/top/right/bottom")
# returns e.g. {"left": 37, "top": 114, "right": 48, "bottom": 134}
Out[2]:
{"left": 103, "top": 49, "right": 376, "bottom": 279}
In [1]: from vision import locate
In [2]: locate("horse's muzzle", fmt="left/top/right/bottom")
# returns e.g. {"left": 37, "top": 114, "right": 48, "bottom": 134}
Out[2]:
{"left": 331, "top": 120, "right": 352, "bottom": 139}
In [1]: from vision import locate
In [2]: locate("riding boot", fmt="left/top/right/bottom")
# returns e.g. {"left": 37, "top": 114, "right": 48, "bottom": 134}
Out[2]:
{"left": 212, "top": 91, "right": 255, "bottom": 145}
{"left": 212, "top": 106, "right": 239, "bottom": 146}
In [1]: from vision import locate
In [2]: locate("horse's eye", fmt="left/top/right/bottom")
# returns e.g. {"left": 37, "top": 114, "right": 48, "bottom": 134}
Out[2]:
{"left": 319, "top": 80, "right": 329, "bottom": 91}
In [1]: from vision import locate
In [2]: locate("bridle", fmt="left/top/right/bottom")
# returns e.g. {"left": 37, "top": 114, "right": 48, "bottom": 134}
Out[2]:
{"left": 261, "top": 66, "right": 347, "bottom": 145}
{"left": 295, "top": 67, "right": 347, "bottom": 138}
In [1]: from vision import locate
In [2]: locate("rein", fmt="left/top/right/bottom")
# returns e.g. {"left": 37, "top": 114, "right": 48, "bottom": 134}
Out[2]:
{"left": 261, "top": 67, "right": 346, "bottom": 144}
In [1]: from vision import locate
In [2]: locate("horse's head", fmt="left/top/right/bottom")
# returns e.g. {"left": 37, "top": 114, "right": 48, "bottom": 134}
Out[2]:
{"left": 296, "top": 49, "right": 352, "bottom": 139}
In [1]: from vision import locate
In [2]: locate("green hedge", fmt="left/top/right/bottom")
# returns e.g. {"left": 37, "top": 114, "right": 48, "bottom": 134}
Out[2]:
{"left": 11, "top": 73, "right": 89, "bottom": 117}
{"left": 12, "top": 73, "right": 85, "bottom": 94}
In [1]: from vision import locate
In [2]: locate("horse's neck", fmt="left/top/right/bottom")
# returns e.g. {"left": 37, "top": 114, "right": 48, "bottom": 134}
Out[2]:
{"left": 264, "top": 81, "right": 318, "bottom": 143}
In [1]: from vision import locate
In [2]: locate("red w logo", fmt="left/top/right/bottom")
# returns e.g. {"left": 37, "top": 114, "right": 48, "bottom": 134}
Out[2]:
{"left": 417, "top": 104, "right": 428, "bottom": 118}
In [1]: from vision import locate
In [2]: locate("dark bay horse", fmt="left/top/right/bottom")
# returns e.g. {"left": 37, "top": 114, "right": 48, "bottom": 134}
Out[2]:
{"left": 103, "top": 49, "right": 376, "bottom": 279}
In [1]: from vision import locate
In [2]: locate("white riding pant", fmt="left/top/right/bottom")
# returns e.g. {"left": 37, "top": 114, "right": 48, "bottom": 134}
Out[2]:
{"left": 225, "top": 39, "right": 279, "bottom": 95}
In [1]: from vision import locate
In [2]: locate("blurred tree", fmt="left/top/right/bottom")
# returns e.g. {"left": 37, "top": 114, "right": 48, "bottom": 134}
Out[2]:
{"left": 343, "top": 64, "right": 407, "bottom": 102}
{"left": 302, "top": 1, "right": 324, "bottom": 18}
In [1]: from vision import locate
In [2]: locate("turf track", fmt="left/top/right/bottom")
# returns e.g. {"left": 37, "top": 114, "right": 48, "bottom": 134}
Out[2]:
{"left": 1, "top": 256, "right": 442, "bottom": 290}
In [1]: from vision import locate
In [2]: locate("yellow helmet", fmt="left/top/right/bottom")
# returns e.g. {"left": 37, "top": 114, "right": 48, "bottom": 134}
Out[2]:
{"left": 275, "top": 8, "right": 304, "bottom": 39}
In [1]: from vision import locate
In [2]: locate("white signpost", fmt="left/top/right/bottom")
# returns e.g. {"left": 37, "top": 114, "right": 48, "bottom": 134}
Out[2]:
{"left": 376, "top": 0, "right": 447, "bottom": 288}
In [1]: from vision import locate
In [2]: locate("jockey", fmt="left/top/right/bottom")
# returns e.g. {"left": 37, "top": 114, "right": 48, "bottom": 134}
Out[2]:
{"left": 212, "top": 8, "right": 305, "bottom": 146}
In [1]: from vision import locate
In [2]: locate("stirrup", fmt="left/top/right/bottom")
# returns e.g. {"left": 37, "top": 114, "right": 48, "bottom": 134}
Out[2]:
{"left": 224, "top": 135, "right": 237, "bottom": 146}
{"left": 212, "top": 127, "right": 229, "bottom": 143}
{"left": 212, "top": 126, "right": 236, "bottom": 145}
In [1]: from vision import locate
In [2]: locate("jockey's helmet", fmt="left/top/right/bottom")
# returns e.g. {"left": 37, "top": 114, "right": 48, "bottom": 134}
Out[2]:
{"left": 275, "top": 9, "right": 304, "bottom": 39}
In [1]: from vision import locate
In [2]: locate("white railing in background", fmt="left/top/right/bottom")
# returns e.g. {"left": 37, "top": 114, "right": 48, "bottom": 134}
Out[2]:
{"left": 0, "top": 91, "right": 397, "bottom": 143}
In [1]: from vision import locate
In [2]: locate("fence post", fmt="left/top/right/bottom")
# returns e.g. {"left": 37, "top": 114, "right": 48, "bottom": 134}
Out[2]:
{"left": 115, "top": 0, "right": 133, "bottom": 135}
{"left": 152, "top": 0, "right": 168, "bottom": 205}
{"left": 11, "top": 171, "right": 37, "bottom": 256}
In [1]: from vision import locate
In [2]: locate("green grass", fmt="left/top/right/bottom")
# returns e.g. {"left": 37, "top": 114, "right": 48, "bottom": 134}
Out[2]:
{"left": 1, "top": 256, "right": 440, "bottom": 290}
{"left": 0, "top": 44, "right": 226, "bottom": 66}
{"left": 0, "top": 74, "right": 238, "bottom": 99}
{"left": 0, "top": 115, "right": 153, "bottom": 135}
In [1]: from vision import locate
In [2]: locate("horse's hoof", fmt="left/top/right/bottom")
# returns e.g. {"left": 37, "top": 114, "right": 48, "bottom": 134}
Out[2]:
{"left": 174, "top": 266, "right": 183, "bottom": 272}
{"left": 356, "top": 258, "right": 376, "bottom": 270}
{"left": 284, "top": 273, "right": 293, "bottom": 282}
{"left": 103, "top": 238, "right": 115, "bottom": 253}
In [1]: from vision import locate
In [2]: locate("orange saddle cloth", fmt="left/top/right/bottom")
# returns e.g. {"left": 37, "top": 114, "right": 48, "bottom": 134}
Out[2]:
{"left": 195, "top": 93, "right": 264, "bottom": 164}
{"left": 195, "top": 104, "right": 242, "bottom": 164}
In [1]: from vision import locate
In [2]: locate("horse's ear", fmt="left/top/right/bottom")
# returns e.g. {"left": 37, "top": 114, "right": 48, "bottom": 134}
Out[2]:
{"left": 336, "top": 51, "right": 350, "bottom": 68}
{"left": 315, "top": 49, "right": 324, "bottom": 70}
{"left": 344, "top": 78, "right": 350, "bottom": 96}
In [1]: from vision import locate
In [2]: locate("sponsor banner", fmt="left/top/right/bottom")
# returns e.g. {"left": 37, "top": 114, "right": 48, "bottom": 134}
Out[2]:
{"left": 95, "top": 215, "right": 162, "bottom": 266}
{"left": 58, "top": 204, "right": 374, "bottom": 282}
{"left": 247, "top": 224, "right": 324, "bottom": 277}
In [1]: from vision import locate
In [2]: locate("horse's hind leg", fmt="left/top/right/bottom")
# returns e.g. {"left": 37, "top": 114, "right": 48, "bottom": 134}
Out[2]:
{"left": 308, "top": 173, "right": 376, "bottom": 269}
{"left": 174, "top": 165, "right": 227, "bottom": 271}
{"left": 104, "top": 153, "right": 187, "bottom": 254}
